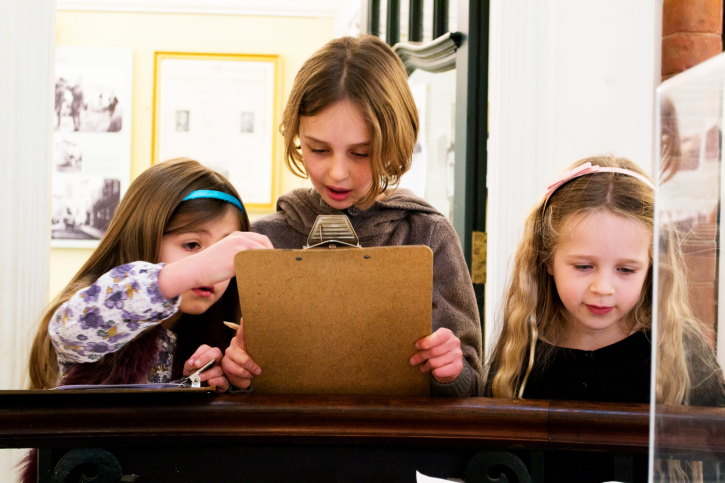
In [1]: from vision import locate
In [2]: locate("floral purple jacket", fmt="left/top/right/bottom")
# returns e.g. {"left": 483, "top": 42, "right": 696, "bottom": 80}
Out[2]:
{"left": 49, "top": 261, "right": 181, "bottom": 384}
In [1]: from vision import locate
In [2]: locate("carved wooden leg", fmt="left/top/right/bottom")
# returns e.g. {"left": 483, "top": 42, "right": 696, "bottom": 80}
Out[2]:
{"left": 49, "top": 448, "right": 122, "bottom": 483}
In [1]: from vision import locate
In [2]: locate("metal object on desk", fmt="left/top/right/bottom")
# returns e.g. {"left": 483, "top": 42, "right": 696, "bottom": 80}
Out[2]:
{"left": 179, "top": 358, "right": 215, "bottom": 388}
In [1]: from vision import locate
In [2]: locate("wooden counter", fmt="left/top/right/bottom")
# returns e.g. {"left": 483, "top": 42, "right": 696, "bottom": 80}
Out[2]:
{"left": 1, "top": 391, "right": 722, "bottom": 482}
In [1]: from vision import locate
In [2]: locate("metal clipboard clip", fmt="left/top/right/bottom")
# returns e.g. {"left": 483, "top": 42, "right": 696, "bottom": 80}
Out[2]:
{"left": 179, "top": 358, "right": 215, "bottom": 388}
{"left": 304, "top": 215, "right": 361, "bottom": 249}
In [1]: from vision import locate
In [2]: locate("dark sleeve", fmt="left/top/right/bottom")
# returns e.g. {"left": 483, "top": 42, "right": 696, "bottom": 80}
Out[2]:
{"left": 428, "top": 218, "right": 484, "bottom": 397}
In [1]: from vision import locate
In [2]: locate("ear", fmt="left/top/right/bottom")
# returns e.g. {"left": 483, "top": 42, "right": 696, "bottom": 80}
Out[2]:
{"left": 546, "top": 258, "right": 554, "bottom": 276}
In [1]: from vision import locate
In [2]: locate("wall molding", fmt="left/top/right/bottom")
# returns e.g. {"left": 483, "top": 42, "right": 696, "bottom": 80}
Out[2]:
{"left": 0, "top": 0, "right": 53, "bottom": 391}
{"left": 486, "top": 0, "right": 558, "bottom": 353}
{"left": 57, "top": 0, "right": 348, "bottom": 17}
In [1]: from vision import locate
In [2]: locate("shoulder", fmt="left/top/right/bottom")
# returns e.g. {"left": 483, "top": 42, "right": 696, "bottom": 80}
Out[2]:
{"left": 251, "top": 211, "right": 288, "bottom": 235}
{"left": 411, "top": 212, "right": 462, "bottom": 255}
{"left": 379, "top": 190, "right": 459, "bottom": 243}
{"left": 381, "top": 189, "right": 441, "bottom": 216}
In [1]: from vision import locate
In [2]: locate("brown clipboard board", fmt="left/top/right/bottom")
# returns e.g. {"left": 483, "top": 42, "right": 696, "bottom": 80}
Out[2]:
{"left": 234, "top": 245, "right": 432, "bottom": 396}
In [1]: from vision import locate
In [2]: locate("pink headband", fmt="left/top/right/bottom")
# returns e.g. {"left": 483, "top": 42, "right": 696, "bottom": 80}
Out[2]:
{"left": 542, "top": 162, "right": 655, "bottom": 214}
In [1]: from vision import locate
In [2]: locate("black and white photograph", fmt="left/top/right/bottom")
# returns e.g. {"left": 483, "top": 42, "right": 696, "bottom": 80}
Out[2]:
{"left": 54, "top": 76, "right": 123, "bottom": 133}
{"left": 51, "top": 177, "right": 121, "bottom": 241}
{"left": 240, "top": 111, "right": 255, "bottom": 133}
{"left": 52, "top": 47, "right": 133, "bottom": 248}
{"left": 176, "top": 110, "right": 190, "bottom": 132}
{"left": 53, "top": 137, "right": 83, "bottom": 172}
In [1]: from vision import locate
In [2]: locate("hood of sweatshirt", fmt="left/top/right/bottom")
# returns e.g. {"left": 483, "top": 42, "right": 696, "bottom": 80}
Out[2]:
{"left": 275, "top": 187, "right": 442, "bottom": 241}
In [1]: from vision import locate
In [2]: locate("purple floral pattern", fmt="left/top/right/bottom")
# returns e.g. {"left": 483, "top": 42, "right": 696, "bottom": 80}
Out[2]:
{"left": 79, "top": 307, "right": 104, "bottom": 330}
{"left": 49, "top": 261, "right": 181, "bottom": 383}
{"left": 82, "top": 284, "right": 101, "bottom": 303}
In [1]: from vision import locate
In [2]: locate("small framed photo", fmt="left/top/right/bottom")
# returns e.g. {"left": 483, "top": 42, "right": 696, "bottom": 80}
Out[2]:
{"left": 240, "top": 112, "right": 255, "bottom": 133}
{"left": 175, "top": 110, "right": 190, "bottom": 132}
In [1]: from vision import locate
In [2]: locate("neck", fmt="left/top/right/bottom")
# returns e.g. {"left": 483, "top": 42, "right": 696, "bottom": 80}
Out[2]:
{"left": 355, "top": 191, "right": 388, "bottom": 211}
{"left": 559, "top": 317, "right": 638, "bottom": 351}
{"left": 161, "top": 311, "right": 182, "bottom": 331}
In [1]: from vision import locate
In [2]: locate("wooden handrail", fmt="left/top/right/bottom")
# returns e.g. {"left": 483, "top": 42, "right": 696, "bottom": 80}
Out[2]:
{"left": 0, "top": 390, "right": 722, "bottom": 456}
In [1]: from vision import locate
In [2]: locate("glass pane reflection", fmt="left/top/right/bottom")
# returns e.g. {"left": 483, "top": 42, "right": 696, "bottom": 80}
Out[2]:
{"left": 654, "top": 52, "right": 725, "bottom": 482}
{"left": 403, "top": 68, "right": 456, "bottom": 221}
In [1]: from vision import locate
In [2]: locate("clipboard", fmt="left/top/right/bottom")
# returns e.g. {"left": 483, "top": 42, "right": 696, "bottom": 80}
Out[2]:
{"left": 55, "top": 359, "right": 218, "bottom": 392}
{"left": 234, "top": 239, "right": 433, "bottom": 396}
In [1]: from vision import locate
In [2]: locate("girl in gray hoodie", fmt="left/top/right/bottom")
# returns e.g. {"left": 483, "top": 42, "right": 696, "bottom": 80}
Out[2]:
{"left": 222, "top": 35, "right": 483, "bottom": 397}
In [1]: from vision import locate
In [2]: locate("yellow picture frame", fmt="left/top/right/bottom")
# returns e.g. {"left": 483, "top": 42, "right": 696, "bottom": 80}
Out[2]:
{"left": 152, "top": 52, "right": 281, "bottom": 211}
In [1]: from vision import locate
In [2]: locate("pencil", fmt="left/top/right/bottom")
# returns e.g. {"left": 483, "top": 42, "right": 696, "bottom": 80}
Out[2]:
{"left": 224, "top": 321, "right": 241, "bottom": 331}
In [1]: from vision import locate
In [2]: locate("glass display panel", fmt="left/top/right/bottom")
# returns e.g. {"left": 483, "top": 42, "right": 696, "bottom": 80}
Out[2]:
{"left": 403, "top": 68, "right": 457, "bottom": 221}
{"left": 654, "top": 52, "right": 725, "bottom": 482}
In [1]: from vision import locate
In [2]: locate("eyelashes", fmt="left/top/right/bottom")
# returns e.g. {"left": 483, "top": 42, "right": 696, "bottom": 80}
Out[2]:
{"left": 307, "top": 147, "right": 369, "bottom": 158}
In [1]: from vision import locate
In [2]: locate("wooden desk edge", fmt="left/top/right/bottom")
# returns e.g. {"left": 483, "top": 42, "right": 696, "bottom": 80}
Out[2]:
{"left": 0, "top": 392, "right": 720, "bottom": 454}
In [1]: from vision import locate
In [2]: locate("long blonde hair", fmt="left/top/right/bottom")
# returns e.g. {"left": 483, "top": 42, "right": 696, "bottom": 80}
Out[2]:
{"left": 28, "top": 158, "right": 249, "bottom": 389}
{"left": 486, "top": 154, "right": 715, "bottom": 405}
{"left": 280, "top": 35, "right": 418, "bottom": 205}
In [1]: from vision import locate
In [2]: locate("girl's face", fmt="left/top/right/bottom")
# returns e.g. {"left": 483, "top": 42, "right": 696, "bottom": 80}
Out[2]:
{"left": 547, "top": 210, "right": 651, "bottom": 350}
{"left": 159, "top": 207, "right": 241, "bottom": 316}
{"left": 299, "top": 99, "right": 373, "bottom": 210}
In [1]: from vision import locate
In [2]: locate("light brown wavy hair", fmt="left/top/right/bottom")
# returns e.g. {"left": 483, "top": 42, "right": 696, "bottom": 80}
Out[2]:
{"left": 486, "top": 154, "right": 718, "bottom": 406}
{"left": 27, "top": 158, "right": 249, "bottom": 389}
{"left": 280, "top": 35, "right": 419, "bottom": 205}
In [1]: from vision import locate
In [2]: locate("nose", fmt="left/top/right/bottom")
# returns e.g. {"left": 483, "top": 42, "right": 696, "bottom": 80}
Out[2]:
{"left": 589, "top": 272, "right": 615, "bottom": 296}
{"left": 327, "top": 152, "right": 350, "bottom": 182}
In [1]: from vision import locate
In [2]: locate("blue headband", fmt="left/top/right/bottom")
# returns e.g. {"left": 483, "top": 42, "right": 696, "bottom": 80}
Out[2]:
{"left": 182, "top": 190, "right": 245, "bottom": 213}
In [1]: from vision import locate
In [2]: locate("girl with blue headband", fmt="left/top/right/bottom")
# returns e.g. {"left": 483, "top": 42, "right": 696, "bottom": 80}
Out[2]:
{"left": 27, "top": 158, "right": 273, "bottom": 392}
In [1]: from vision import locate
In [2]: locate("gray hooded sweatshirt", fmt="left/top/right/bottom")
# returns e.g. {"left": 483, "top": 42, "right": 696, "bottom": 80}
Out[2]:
{"left": 252, "top": 187, "right": 483, "bottom": 397}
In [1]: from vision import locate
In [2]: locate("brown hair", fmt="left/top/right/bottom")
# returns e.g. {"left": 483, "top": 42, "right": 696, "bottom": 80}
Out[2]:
{"left": 28, "top": 158, "right": 249, "bottom": 389}
{"left": 280, "top": 35, "right": 419, "bottom": 205}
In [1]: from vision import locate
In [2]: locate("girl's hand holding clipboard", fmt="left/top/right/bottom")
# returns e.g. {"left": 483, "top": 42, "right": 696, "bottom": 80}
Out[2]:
{"left": 222, "top": 318, "right": 262, "bottom": 390}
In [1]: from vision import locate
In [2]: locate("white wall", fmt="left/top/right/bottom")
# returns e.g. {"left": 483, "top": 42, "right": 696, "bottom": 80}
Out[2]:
{"left": 486, "top": 0, "right": 662, "bottom": 354}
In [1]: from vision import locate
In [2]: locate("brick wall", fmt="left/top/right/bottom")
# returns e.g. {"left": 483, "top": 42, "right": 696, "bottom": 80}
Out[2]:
{"left": 662, "top": 0, "right": 723, "bottom": 80}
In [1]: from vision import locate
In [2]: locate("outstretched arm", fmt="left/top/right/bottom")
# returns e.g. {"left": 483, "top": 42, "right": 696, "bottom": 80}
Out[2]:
{"left": 158, "top": 232, "right": 273, "bottom": 299}
{"left": 50, "top": 261, "right": 181, "bottom": 364}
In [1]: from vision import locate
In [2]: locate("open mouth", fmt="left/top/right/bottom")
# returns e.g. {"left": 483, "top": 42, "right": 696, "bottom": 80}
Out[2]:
{"left": 191, "top": 286, "right": 215, "bottom": 297}
{"left": 326, "top": 186, "right": 351, "bottom": 201}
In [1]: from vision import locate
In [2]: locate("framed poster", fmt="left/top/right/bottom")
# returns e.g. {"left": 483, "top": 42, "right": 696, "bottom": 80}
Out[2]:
{"left": 152, "top": 52, "right": 280, "bottom": 210}
{"left": 52, "top": 47, "right": 133, "bottom": 248}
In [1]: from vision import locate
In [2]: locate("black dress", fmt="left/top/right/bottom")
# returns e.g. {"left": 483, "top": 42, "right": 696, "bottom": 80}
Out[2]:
{"left": 485, "top": 330, "right": 724, "bottom": 483}
{"left": 523, "top": 332, "right": 651, "bottom": 483}
{"left": 522, "top": 330, "right": 651, "bottom": 403}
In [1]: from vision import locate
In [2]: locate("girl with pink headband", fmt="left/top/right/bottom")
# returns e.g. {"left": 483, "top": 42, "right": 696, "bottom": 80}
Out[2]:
{"left": 484, "top": 154, "right": 723, "bottom": 482}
